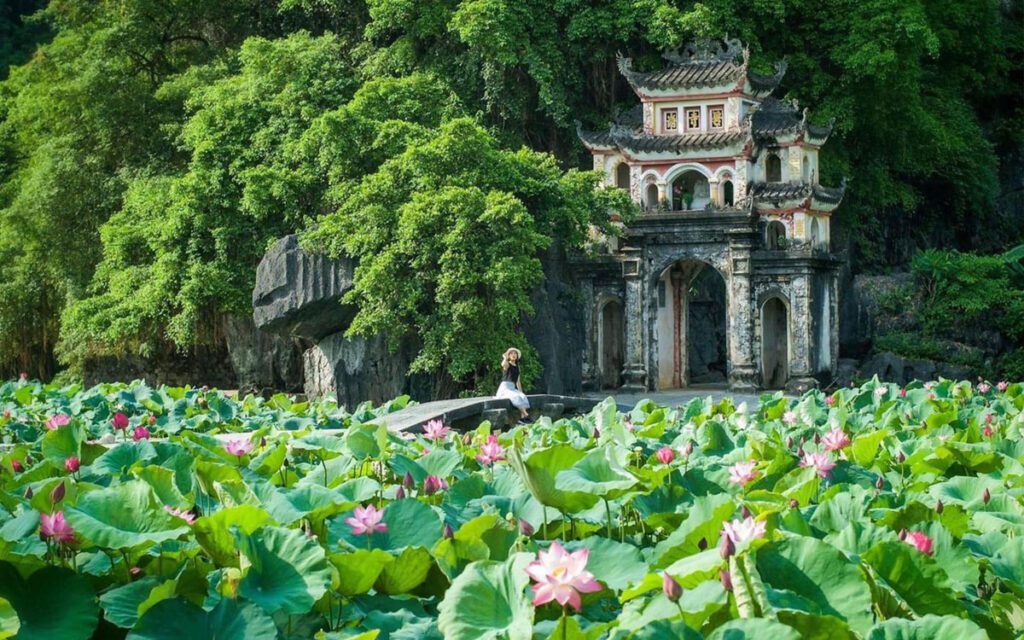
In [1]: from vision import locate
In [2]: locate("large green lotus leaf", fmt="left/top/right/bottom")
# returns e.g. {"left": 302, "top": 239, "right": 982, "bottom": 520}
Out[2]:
{"left": 65, "top": 481, "right": 189, "bottom": 549}
{"left": 0, "top": 597, "right": 18, "bottom": 640}
{"left": 238, "top": 526, "right": 332, "bottom": 615}
{"left": 193, "top": 505, "right": 274, "bottom": 566}
{"left": 335, "top": 477, "right": 382, "bottom": 503}
{"left": 0, "top": 563, "right": 98, "bottom": 640}
{"left": 755, "top": 536, "right": 875, "bottom": 636}
{"left": 555, "top": 446, "right": 637, "bottom": 498}
{"left": 764, "top": 588, "right": 857, "bottom": 640}
{"left": 330, "top": 549, "right": 394, "bottom": 596}
{"left": 333, "top": 498, "right": 442, "bottom": 551}
{"left": 621, "top": 549, "right": 724, "bottom": 601}
{"left": 617, "top": 581, "right": 726, "bottom": 633}
{"left": 285, "top": 484, "right": 354, "bottom": 522}
{"left": 290, "top": 434, "right": 349, "bottom": 454}
{"left": 345, "top": 422, "right": 386, "bottom": 460}
{"left": 862, "top": 541, "right": 961, "bottom": 616}
{"left": 628, "top": 620, "right": 701, "bottom": 640}
{"left": 137, "top": 466, "right": 187, "bottom": 507}
{"left": 850, "top": 429, "right": 887, "bottom": 467}
{"left": 929, "top": 476, "right": 1001, "bottom": 506}
{"left": 507, "top": 444, "right": 596, "bottom": 513}
{"left": 92, "top": 442, "right": 158, "bottom": 476}
{"left": 865, "top": 615, "right": 988, "bottom": 640}
{"left": 772, "top": 466, "right": 820, "bottom": 507}
{"left": 565, "top": 536, "right": 645, "bottom": 591}
{"left": 437, "top": 553, "right": 533, "bottom": 640}
{"left": 40, "top": 423, "right": 84, "bottom": 462}
{"left": 418, "top": 449, "right": 463, "bottom": 479}
{"left": 653, "top": 494, "right": 734, "bottom": 568}
{"left": 0, "top": 510, "right": 39, "bottom": 543}
{"left": 127, "top": 597, "right": 277, "bottom": 640}
{"left": 375, "top": 546, "right": 433, "bottom": 594}
{"left": 988, "top": 536, "right": 1024, "bottom": 593}
{"left": 99, "top": 577, "right": 166, "bottom": 629}
{"left": 706, "top": 618, "right": 801, "bottom": 640}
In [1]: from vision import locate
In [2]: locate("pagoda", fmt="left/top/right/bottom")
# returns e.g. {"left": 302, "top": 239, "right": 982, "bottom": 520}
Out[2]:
{"left": 574, "top": 38, "right": 844, "bottom": 393}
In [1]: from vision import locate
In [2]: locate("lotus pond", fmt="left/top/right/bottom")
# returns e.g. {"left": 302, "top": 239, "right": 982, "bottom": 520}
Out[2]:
{"left": 0, "top": 378, "right": 1022, "bottom": 639}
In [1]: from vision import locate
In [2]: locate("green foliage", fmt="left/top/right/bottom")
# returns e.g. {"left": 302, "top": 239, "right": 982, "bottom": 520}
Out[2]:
{"left": 873, "top": 333, "right": 984, "bottom": 370}
{"left": 0, "top": 378, "right": 1021, "bottom": 637}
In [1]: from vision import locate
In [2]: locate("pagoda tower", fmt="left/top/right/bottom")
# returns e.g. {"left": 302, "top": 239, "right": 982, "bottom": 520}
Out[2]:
{"left": 574, "top": 38, "right": 844, "bottom": 393}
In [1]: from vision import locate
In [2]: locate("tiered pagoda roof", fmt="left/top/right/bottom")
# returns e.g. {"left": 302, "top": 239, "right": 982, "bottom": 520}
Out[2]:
{"left": 617, "top": 38, "right": 786, "bottom": 97}
{"left": 751, "top": 98, "right": 833, "bottom": 145}
{"left": 748, "top": 179, "right": 847, "bottom": 212}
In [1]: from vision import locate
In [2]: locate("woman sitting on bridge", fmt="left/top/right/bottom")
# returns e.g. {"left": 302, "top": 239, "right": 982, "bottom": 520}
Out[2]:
{"left": 496, "top": 347, "right": 531, "bottom": 424}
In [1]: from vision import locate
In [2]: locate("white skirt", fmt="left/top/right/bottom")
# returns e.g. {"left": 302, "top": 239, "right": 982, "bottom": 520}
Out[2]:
{"left": 496, "top": 381, "right": 530, "bottom": 409}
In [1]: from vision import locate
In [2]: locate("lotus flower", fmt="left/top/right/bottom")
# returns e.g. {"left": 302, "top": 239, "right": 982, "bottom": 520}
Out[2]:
{"left": 679, "top": 441, "right": 694, "bottom": 458}
{"left": 132, "top": 426, "right": 150, "bottom": 441}
{"left": 899, "top": 388, "right": 907, "bottom": 398}
{"left": 395, "top": 486, "right": 406, "bottom": 500}
{"left": 983, "top": 426, "right": 994, "bottom": 438}
{"left": 345, "top": 504, "right": 387, "bottom": 536}
{"left": 728, "top": 460, "right": 759, "bottom": 487}
{"left": 423, "top": 419, "right": 450, "bottom": 441}
{"left": 978, "top": 383, "right": 991, "bottom": 394}
{"left": 164, "top": 505, "right": 196, "bottom": 525}
{"left": 874, "top": 386, "right": 887, "bottom": 398}
{"left": 519, "top": 519, "right": 535, "bottom": 537}
{"left": 11, "top": 459, "right": 23, "bottom": 473}
{"left": 44, "top": 413, "right": 71, "bottom": 430}
{"left": 19, "top": 372, "right": 27, "bottom": 381}
{"left": 821, "top": 428, "right": 851, "bottom": 451}
{"left": 476, "top": 435, "right": 505, "bottom": 465}
{"left": 64, "top": 457, "right": 80, "bottom": 473}
{"left": 905, "top": 530, "right": 933, "bottom": 555}
{"left": 782, "top": 411, "right": 797, "bottom": 426}
{"left": 423, "top": 475, "right": 448, "bottom": 495}
{"left": 112, "top": 412, "right": 129, "bottom": 430}
{"left": 40, "top": 511, "right": 75, "bottom": 544}
{"left": 224, "top": 437, "right": 254, "bottom": 457}
{"left": 985, "top": 414, "right": 994, "bottom": 424}
{"left": 800, "top": 451, "right": 836, "bottom": 478}
{"left": 720, "top": 569, "right": 733, "bottom": 592}
{"left": 825, "top": 395, "right": 835, "bottom": 406}
{"left": 662, "top": 573, "right": 682, "bottom": 602}
{"left": 656, "top": 447, "right": 675, "bottom": 465}
{"left": 147, "top": 415, "right": 157, "bottom": 425}
{"left": 997, "top": 381, "right": 1008, "bottom": 392}
{"left": 525, "top": 541, "right": 602, "bottom": 610}
{"left": 721, "top": 516, "right": 767, "bottom": 544}
{"left": 2, "top": 410, "right": 10, "bottom": 419}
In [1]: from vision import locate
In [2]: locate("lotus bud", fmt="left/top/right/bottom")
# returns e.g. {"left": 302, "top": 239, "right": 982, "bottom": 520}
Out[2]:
{"left": 519, "top": 519, "right": 535, "bottom": 537}
{"left": 64, "top": 457, "right": 80, "bottom": 473}
{"left": 983, "top": 488, "right": 991, "bottom": 504}
{"left": 897, "top": 450, "right": 906, "bottom": 463}
{"left": 796, "top": 446, "right": 804, "bottom": 458}
{"left": 129, "top": 566, "right": 143, "bottom": 581}
{"left": 23, "top": 486, "right": 33, "bottom": 499}
{"left": 662, "top": 573, "right": 683, "bottom": 602}
{"left": 112, "top": 412, "right": 129, "bottom": 430}
{"left": 50, "top": 481, "right": 66, "bottom": 504}
{"left": 403, "top": 472, "right": 415, "bottom": 490}
{"left": 423, "top": 475, "right": 444, "bottom": 495}
{"left": 463, "top": 433, "right": 473, "bottom": 445}
{"left": 681, "top": 441, "right": 694, "bottom": 457}
{"left": 789, "top": 498, "right": 799, "bottom": 509}
{"left": 697, "top": 537, "right": 707, "bottom": 551}
{"left": 786, "top": 436, "right": 794, "bottom": 449}
{"left": 395, "top": 486, "right": 406, "bottom": 500}
{"left": 720, "top": 569, "right": 733, "bottom": 592}
{"left": 148, "top": 415, "right": 157, "bottom": 425}
{"left": 19, "top": 372, "right": 27, "bottom": 381}
{"left": 443, "top": 523, "right": 454, "bottom": 539}
{"left": 11, "top": 459, "right": 23, "bottom": 473}
{"left": 985, "top": 414, "right": 993, "bottom": 424}
{"left": 935, "top": 500, "right": 944, "bottom": 514}
{"left": 201, "top": 385, "right": 209, "bottom": 393}
{"left": 875, "top": 476, "right": 884, "bottom": 490}
{"left": 741, "top": 506, "right": 752, "bottom": 519}
{"left": 898, "top": 529, "right": 908, "bottom": 541}
{"left": 719, "top": 534, "right": 735, "bottom": 559}
{"left": 983, "top": 426, "right": 993, "bottom": 438}
{"left": 2, "top": 410, "right": 10, "bottom": 419}
{"left": 813, "top": 432, "right": 821, "bottom": 445}
{"left": 260, "top": 437, "right": 266, "bottom": 448}
{"left": 593, "top": 427, "right": 601, "bottom": 439}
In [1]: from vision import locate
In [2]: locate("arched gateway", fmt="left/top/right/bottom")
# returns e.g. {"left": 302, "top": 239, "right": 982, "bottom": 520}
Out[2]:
{"left": 576, "top": 38, "right": 845, "bottom": 393}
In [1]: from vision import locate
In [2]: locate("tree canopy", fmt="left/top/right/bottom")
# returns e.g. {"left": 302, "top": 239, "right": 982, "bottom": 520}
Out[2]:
{"left": 0, "top": 0, "right": 1020, "bottom": 386}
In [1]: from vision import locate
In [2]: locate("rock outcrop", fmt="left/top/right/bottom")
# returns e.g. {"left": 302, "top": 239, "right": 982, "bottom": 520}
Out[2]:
{"left": 223, "top": 315, "right": 305, "bottom": 395}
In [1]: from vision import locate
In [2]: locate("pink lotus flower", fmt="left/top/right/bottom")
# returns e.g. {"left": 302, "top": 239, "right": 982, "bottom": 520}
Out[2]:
{"left": 985, "top": 414, "right": 993, "bottom": 424}
{"left": 476, "top": 435, "right": 505, "bottom": 465}
{"left": 997, "top": 381, "right": 1008, "bottom": 392}
{"left": 345, "top": 504, "right": 387, "bottom": 536}
{"left": 679, "top": 441, "right": 694, "bottom": 458}
{"left": 721, "top": 516, "right": 767, "bottom": 544}
{"left": 19, "top": 372, "right": 28, "bottom": 381}
{"left": 422, "top": 419, "right": 450, "bottom": 441}
{"left": 928, "top": 393, "right": 936, "bottom": 400}
{"left": 656, "top": 446, "right": 675, "bottom": 465}
{"left": 782, "top": 411, "right": 797, "bottom": 426}
{"left": 164, "top": 505, "right": 196, "bottom": 525}
{"left": 112, "top": 412, "right": 130, "bottom": 430}
{"left": 874, "top": 386, "right": 887, "bottom": 398}
{"left": 525, "top": 541, "right": 602, "bottom": 610}
{"left": 899, "top": 388, "right": 907, "bottom": 398}
{"left": 728, "top": 460, "right": 759, "bottom": 487}
{"left": 983, "top": 426, "right": 994, "bottom": 438}
{"left": 821, "top": 428, "right": 851, "bottom": 451}
{"left": 11, "top": 459, "right": 23, "bottom": 473}
{"left": 44, "top": 413, "right": 71, "bottom": 430}
{"left": 825, "top": 396, "right": 835, "bottom": 406}
{"left": 423, "top": 475, "right": 448, "bottom": 495}
{"left": 40, "top": 511, "right": 75, "bottom": 544}
{"left": 132, "top": 426, "right": 150, "bottom": 441}
{"left": 905, "top": 530, "right": 933, "bottom": 555}
{"left": 64, "top": 457, "right": 80, "bottom": 473}
{"left": 978, "top": 383, "right": 991, "bottom": 394}
{"left": 2, "top": 410, "right": 10, "bottom": 419}
{"left": 800, "top": 451, "right": 836, "bottom": 478}
{"left": 224, "top": 437, "right": 254, "bottom": 457}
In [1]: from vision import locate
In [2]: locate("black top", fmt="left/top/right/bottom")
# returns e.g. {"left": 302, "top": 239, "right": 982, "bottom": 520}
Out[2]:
{"left": 502, "top": 364, "right": 520, "bottom": 384}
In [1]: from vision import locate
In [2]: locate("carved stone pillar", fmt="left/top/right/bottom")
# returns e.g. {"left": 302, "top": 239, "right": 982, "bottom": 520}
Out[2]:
{"left": 580, "top": 277, "right": 598, "bottom": 391}
{"left": 620, "top": 248, "right": 647, "bottom": 392}
{"left": 727, "top": 232, "right": 757, "bottom": 391}
{"left": 786, "top": 272, "right": 818, "bottom": 393}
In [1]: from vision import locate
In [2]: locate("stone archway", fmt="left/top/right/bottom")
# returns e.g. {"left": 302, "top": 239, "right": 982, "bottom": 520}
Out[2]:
{"left": 615, "top": 163, "right": 630, "bottom": 190}
{"left": 670, "top": 170, "right": 711, "bottom": 210}
{"left": 598, "top": 299, "right": 624, "bottom": 389}
{"left": 761, "top": 296, "right": 789, "bottom": 389}
{"left": 654, "top": 259, "right": 728, "bottom": 389}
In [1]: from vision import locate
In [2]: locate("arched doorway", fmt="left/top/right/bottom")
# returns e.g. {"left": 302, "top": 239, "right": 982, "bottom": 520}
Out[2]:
{"left": 615, "top": 163, "right": 630, "bottom": 190}
{"left": 766, "top": 154, "right": 782, "bottom": 182}
{"left": 670, "top": 170, "right": 710, "bottom": 210}
{"left": 802, "top": 155, "right": 810, "bottom": 182}
{"left": 722, "top": 180, "right": 734, "bottom": 206}
{"left": 599, "top": 300, "right": 624, "bottom": 389}
{"left": 810, "top": 217, "right": 823, "bottom": 250}
{"left": 762, "top": 297, "right": 789, "bottom": 389}
{"left": 645, "top": 183, "right": 659, "bottom": 209}
{"left": 766, "top": 221, "right": 787, "bottom": 250}
{"left": 655, "top": 260, "right": 728, "bottom": 388}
